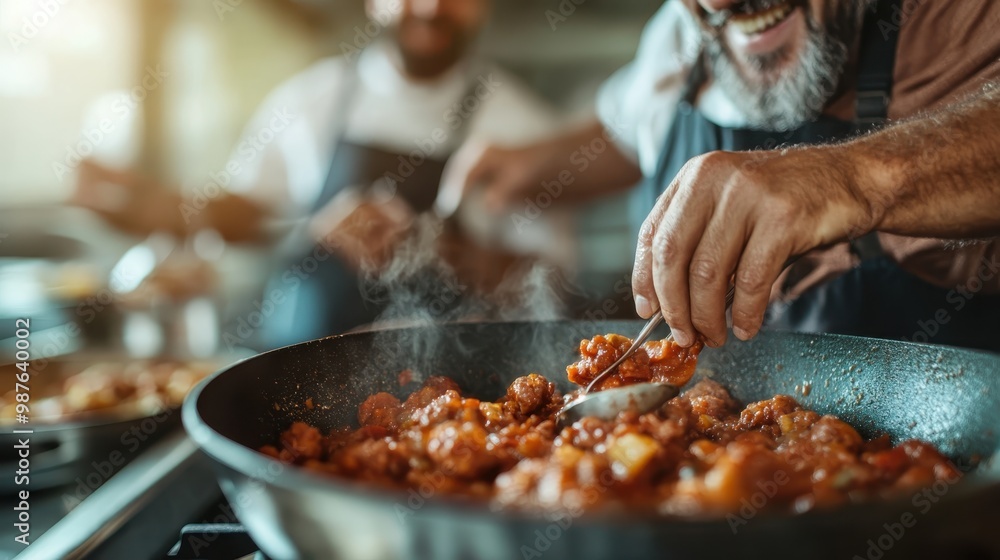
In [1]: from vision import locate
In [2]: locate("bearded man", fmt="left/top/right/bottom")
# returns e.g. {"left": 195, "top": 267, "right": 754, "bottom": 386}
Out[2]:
{"left": 442, "top": 0, "right": 1000, "bottom": 351}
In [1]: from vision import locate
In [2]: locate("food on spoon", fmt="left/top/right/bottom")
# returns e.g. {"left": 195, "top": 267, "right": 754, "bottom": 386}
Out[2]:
{"left": 261, "top": 366, "right": 958, "bottom": 515}
{"left": 566, "top": 334, "right": 704, "bottom": 391}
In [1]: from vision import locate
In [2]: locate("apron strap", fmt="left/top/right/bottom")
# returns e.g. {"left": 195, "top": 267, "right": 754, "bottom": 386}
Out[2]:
{"left": 851, "top": 0, "right": 900, "bottom": 260}
{"left": 855, "top": 0, "right": 901, "bottom": 127}
{"left": 450, "top": 63, "right": 488, "bottom": 147}
{"left": 647, "top": 51, "right": 709, "bottom": 192}
{"left": 311, "top": 63, "right": 363, "bottom": 212}
{"left": 312, "top": 51, "right": 486, "bottom": 211}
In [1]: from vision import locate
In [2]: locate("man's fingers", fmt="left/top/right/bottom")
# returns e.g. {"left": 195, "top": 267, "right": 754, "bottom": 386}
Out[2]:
{"left": 632, "top": 180, "right": 680, "bottom": 318}
{"left": 650, "top": 184, "right": 706, "bottom": 347}
{"left": 632, "top": 217, "right": 658, "bottom": 318}
{"left": 688, "top": 208, "right": 747, "bottom": 347}
{"left": 731, "top": 228, "right": 789, "bottom": 340}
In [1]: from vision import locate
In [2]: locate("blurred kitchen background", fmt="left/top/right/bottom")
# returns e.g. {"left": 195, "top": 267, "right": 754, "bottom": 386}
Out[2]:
{"left": 0, "top": 0, "right": 664, "bottom": 360}
{"left": 0, "top": 2, "right": 671, "bottom": 555}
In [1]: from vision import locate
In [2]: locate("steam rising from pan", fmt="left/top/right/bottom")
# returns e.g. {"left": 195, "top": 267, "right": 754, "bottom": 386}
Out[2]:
{"left": 356, "top": 215, "right": 573, "bottom": 385}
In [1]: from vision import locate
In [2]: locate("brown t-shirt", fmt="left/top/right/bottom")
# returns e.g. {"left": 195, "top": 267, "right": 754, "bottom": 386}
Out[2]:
{"left": 774, "top": 0, "right": 1000, "bottom": 301}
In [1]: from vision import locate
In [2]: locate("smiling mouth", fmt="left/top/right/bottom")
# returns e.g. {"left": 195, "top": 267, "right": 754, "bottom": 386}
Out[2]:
{"left": 728, "top": 0, "right": 795, "bottom": 35}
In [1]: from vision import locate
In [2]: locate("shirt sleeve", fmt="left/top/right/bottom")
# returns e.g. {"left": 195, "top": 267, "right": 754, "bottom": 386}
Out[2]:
{"left": 464, "top": 67, "right": 561, "bottom": 146}
{"left": 892, "top": 0, "right": 1000, "bottom": 118}
{"left": 595, "top": 0, "right": 703, "bottom": 165}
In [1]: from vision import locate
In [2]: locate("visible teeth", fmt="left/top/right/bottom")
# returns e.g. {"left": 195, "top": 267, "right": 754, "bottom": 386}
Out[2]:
{"left": 730, "top": 2, "right": 792, "bottom": 35}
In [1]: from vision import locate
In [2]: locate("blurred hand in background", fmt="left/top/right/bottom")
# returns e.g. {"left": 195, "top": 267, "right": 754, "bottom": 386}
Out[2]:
{"left": 438, "top": 121, "right": 642, "bottom": 215}
{"left": 310, "top": 187, "right": 416, "bottom": 271}
{"left": 70, "top": 159, "right": 269, "bottom": 242}
{"left": 70, "top": 160, "right": 180, "bottom": 237}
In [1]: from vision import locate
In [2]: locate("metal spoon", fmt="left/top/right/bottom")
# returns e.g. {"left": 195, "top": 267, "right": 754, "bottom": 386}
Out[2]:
{"left": 556, "top": 381, "right": 681, "bottom": 427}
{"left": 556, "top": 285, "right": 736, "bottom": 427}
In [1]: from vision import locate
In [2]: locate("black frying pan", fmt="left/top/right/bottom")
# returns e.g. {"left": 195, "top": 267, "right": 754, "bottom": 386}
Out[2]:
{"left": 183, "top": 322, "right": 1000, "bottom": 560}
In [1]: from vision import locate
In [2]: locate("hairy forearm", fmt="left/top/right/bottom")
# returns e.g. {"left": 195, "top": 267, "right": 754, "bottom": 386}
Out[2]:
{"left": 846, "top": 80, "right": 1000, "bottom": 239}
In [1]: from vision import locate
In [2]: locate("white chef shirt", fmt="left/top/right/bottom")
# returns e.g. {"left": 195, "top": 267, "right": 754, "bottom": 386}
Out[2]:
{"left": 226, "top": 42, "right": 572, "bottom": 268}
{"left": 596, "top": 0, "right": 747, "bottom": 177}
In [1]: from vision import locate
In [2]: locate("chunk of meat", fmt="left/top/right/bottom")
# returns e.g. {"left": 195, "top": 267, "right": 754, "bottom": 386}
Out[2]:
{"left": 279, "top": 421, "right": 324, "bottom": 461}
{"left": 738, "top": 395, "right": 801, "bottom": 432}
{"left": 807, "top": 416, "right": 863, "bottom": 452}
{"left": 638, "top": 400, "right": 692, "bottom": 446}
{"left": 503, "top": 374, "right": 558, "bottom": 418}
{"left": 358, "top": 392, "right": 402, "bottom": 432}
{"left": 334, "top": 438, "right": 408, "bottom": 479}
{"left": 402, "top": 376, "right": 462, "bottom": 412}
{"left": 426, "top": 420, "right": 499, "bottom": 478}
{"left": 566, "top": 334, "right": 703, "bottom": 391}
{"left": 406, "top": 390, "right": 482, "bottom": 428}
{"left": 867, "top": 440, "right": 961, "bottom": 486}
{"left": 643, "top": 338, "right": 703, "bottom": 385}
{"left": 684, "top": 378, "right": 731, "bottom": 401}
{"left": 686, "top": 378, "right": 739, "bottom": 421}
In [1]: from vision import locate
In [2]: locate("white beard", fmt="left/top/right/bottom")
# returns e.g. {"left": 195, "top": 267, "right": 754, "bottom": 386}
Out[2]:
{"left": 706, "top": 5, "right": 859, "bottom": 132}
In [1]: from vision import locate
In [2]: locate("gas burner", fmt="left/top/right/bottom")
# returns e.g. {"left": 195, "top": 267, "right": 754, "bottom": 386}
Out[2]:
{"left": 165, "top": 524, "right": 264, "bottom": 560}
{"left": 14, "top": 433, "right": 230, "bottom": 560}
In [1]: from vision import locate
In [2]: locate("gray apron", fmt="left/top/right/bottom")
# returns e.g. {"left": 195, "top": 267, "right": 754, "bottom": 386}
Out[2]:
{"left": 638, "top": 0, "right": 1000, "bottom": 352}
{"left": 261, "top": 60, "right": 479, "bottom": 349}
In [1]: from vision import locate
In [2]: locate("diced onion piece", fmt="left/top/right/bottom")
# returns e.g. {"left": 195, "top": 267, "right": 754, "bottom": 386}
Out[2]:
{"left": 697, "top": 414, "right": 717, "bottom": 431}
{"left": 608, "top": 433, "right": 659, "bottom": 481}
{"left": 479, "top": 402, "right": 503, "bottom": 425}
{"left": 779, "top": 414, "right": 795, "bottom": 435}
{"left": 689, "top": 439, "right": 720, "bottom": 463}
{"left": 554, "top": 444, "right": 584, "bottom": 468}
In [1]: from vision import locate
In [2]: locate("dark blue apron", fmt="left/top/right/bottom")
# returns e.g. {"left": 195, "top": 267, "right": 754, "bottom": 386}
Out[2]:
{"left": 260, "top": 62, "right": 479, "bottom": 349}
{"left": 638, "top": 0, "right": 1000, "bottom": 352}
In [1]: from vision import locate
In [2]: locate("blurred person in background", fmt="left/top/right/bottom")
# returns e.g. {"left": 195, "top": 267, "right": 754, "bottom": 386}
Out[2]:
{"left": 443, "top": 0, "right": 1000, "bottom": 352}
{"left": 72, "top": 0, "right": 570, "bottom": 348}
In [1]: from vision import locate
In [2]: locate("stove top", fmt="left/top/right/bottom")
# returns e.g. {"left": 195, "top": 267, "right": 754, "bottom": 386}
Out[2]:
{"left": 12, "top": 432, "right": 251, "bottom": 560}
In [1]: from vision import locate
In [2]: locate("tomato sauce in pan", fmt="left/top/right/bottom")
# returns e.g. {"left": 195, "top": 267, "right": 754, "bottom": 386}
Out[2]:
{"left": 261, "top": 334, "right": 958, "bottom": 515}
